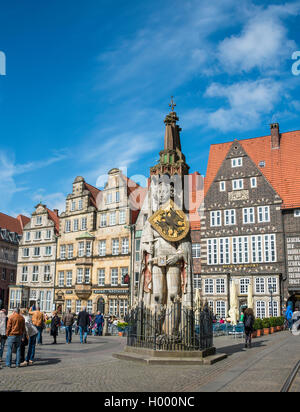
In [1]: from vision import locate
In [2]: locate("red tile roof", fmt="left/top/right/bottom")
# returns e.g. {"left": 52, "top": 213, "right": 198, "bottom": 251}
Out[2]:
{"left": 189, "top": 172, "right": 204, "bottom": 230}
{"left": 0, "top": 212, "right": 30, "bottom": 235}
{"left": 205, "top": 129, "right": 300, "bottom": 209}
{"left": 46, "top": 208, "right": 60, "bottom": 234}
{"left": 84, "top": 182, "right": 101, "bottom": 208}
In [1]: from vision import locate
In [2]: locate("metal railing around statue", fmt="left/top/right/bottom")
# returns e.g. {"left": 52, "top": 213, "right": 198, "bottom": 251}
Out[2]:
{"left": 126, "top": 302, "right": 213, "bottom": 351}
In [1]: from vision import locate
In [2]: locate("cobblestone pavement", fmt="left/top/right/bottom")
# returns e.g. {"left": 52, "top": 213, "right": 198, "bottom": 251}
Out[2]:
{"left": 0, "top": 330, "right": 299, "bottom": 392}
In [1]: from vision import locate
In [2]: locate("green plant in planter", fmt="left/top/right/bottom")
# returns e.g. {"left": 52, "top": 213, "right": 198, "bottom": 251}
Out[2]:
{"left": 269, "top": 317, "right": 277, "bottom": 327}
{"left": 278, "top": 316, "right": 284, "bottom": 326}
{"left": 253, "top": 318, "right": 263, "bottom": 331}
{"left": 262, "top": 318, "right": 270, "bottom": 329}
{"left": 117, "top": 322, "right": 128, "bottom": 330}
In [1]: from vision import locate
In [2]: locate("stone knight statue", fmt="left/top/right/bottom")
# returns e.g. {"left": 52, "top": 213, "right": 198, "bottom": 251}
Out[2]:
{"left": 138, "top": 101, "right": 194, "bottom": 334}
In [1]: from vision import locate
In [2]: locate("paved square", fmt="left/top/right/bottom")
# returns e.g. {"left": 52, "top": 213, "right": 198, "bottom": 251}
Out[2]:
{"left": 0, "top": 330, "right": 299, "bottom": 392}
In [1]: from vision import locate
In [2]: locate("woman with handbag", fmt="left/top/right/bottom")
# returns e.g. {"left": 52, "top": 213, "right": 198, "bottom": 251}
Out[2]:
{"left": 0, "top": 309, "right": 8, "bottom": 368}
{"left": 20, "top": 309, "right": 38, "bottom": 367}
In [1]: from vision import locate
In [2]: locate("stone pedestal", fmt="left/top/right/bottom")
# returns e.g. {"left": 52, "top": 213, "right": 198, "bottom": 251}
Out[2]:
{"left": 113, "top": 346, "right": 227, "bottom": 365}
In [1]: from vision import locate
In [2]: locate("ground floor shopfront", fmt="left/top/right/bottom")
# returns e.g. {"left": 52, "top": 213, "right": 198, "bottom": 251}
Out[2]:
{"left": 54, "top": 287, "right": 129, "bottom": 318}
{"left": 200, "top": 273, "right": 282, "bottom": 320}
{"left": 7, "top": 284, "right": 55, "bottom": 316}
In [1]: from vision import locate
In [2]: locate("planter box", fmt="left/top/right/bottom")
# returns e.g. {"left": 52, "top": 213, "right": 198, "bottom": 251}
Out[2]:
{"left": 270, "top": 327, "right": 275, "bottom": 334}
{"left": 251, "top": 331, "right": 257, "bottom": 339}
{"left": 263, "top": 328, "right": 270, "bottom": 335}
{"left": 256, "top": 329, "right": 263, "bottom": 337}
{"left": 276, "top": 326, "right": 281, "bottom": 332}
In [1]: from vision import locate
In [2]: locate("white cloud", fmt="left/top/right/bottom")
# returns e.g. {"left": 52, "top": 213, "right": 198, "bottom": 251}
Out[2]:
{"left": 0, "top": 150, "right": 67, "bottom": 214}
{"left": 32, "top": 190, "right": 66, "bottom": 214}
{"left": 217, "top": 2, "right": 300, "bottom": 73}
{"left": 204, "top": 79, "right": 283, "bottom": 132}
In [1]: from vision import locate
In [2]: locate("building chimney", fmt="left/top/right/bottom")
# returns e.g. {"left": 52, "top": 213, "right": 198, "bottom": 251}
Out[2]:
{"left": 53, "top": 209, "right": 59, "bottom": 216}
{"left": 270, "top": 123, "right": 280, "bottom": 149}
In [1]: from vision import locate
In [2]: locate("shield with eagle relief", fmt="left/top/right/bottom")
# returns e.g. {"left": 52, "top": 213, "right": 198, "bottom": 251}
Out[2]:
{"left": 148, "top": 199, "right": 190, "bottom": 242}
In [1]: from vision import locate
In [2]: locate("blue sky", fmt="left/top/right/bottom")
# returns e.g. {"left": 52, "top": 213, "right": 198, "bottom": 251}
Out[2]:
{"left": 0, "top": 0, "right": 300, "bottom": 217}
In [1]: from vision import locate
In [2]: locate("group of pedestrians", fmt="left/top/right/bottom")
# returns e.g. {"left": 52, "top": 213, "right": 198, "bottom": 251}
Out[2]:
{"left": 0, "top": 307, "right": 38, "bottom": 369}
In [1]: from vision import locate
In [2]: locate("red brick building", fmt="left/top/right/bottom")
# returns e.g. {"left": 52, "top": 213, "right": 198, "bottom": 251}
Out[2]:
{"left": 0, "top": 213, "right": 29, "bottom": 310}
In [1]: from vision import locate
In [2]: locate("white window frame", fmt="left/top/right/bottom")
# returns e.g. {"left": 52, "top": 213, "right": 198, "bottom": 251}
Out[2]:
{"left": 224, "top": 209, "right": 236, "bottom": 226}
{"left": 121, "top": 238, "right": 129, "bottom": 254}
{"left": 216, "top": 278, "right": 225, "bottom": 294}
{"left": 58, "top": 271, "right": 64, "bottom": 287}
{"left": 204, "top": 278, "right": 214, "bottom": 295}
{"left": 44, "top": 265, "right": 51, "bottom": 282}
{"left": 294, "top": 209, "right": 300, "bottom": 217}
{"left": 210, "top": 211, "right": 222, "bottom": 227}
{"left": 193, "top": 274, "right": 201, "bottom": 290}
{"left": 112, "top": 239, "right": 119, "bottom": 255}
{"left": 77, "top": 268, "right": 83, "bottom": 284}
{"left": 240, "top": 278, "right": 250, "bottom": 295}
{"left": 258, "top": 206, "right": 270, "bottom": 223}
{"left": 216, "top": 301, "right": 226, "bottom": 319}
{"left": 232, "top": 179, "right": 244, "bottom": 190}
{"left": 98, "top": 269, "right": 105, "bottom": 286}
{"left": 100, "top": 213, "right": 107, "bottom": 227}
{"left": 219, "top": 181, "right": 226, "bottom": 192}
{"left": 231, "top": 157, "right": 243, "bottom": 168}
{"left": 98, "top": 240, "right": 106, "bottom": 257}
{"left": 119, "top": 209, "right": 126, "bottom": 225}
{"left": 192, "top": 243, "right": 201, "bottom": 258}
{"left": 256, "top": 301, "right": 266, "bottom": 319}
{"left": 255, "top": 277, "right": 265, "bottom": 294}
{"left": 243, "top": 207, "right": 255, "bottom": 224}
{"left": 111, "top": 268, "right": 118, "bottom": 286}
{"left": 250, "top": 177, "right": 257, "bottom": 188}
{"left": 66, "top": 271, "right": 73, "bottom": 287}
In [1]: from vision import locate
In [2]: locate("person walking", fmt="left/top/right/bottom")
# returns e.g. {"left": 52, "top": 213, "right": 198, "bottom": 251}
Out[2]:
{"left": 95, "top": 312, "right": 104, "bottom": 336}
{"left": 243, "top": 307, "right": 255, "bottom": 348}
{"left": 77, "top": 307, "right": 90, "bottom": 344}
{"left": 20, "top": 309, "right": 38, "bottom": 367}
{"left": 29, "top": 306, "right": 45, "bottom": 345}
{"left": 0, "top": 309, "right": 8, "bottom": 368}
{"left": 50, "top": 311, "right": 61, "bottom": 344}
{"left": 62, "top": 309, "right": 74, "bottom": 344}
{"left": 5, "top": 308, "right": 26, "bottom": 368}
{"left": 286, "top": 305, "right": 293, "bottom": 331}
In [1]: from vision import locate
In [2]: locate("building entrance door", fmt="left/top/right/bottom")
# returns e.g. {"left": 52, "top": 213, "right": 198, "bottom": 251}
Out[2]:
{"left": 97, "top": 297, "right": 105, "bottom": 314}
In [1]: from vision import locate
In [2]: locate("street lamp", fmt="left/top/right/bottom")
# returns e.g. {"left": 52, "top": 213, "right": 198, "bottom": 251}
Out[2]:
{"left": 269, "top": 284, "right": 276, "bottom": 317}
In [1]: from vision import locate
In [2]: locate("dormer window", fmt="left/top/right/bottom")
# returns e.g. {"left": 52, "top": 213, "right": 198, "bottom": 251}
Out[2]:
{"left": 231, "top": 157, "right": 243, "bottom": 168}
{"left": 36, "top": 216, "right": 42, "bottom": 225}
{"left": 78, "top": 199, "right": 83, "bottom": 210}
{"left": 71, "top": 201, "right": 76, "bottom": 211}
{"left": 295, "top": 209, "right": 300, "bottom": 217}
{"left": 259, "top": 161, "right": 265, "bottom": 168}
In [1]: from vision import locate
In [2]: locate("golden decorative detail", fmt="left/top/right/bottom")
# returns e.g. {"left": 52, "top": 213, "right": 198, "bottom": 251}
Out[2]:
{"left": 149, "top": 199, "right": 189, "bottom": 242}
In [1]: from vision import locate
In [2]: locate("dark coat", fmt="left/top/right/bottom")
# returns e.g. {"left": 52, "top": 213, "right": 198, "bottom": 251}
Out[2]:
{"left": 77, "top": 311, "right": 90, "bottom": 328}
{"left": 243, "top": 313, "right": 255, "bottom": 333}
{"left": 50, "top": 316, "right": 61, "bottom": 337}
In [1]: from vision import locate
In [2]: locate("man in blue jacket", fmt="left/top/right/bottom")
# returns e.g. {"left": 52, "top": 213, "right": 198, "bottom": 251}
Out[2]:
{"left": 95, "top": 312, "right": 104, "bottom": 336}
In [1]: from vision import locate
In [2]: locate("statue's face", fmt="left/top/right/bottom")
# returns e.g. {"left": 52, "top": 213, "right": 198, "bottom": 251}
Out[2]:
{"left": 158, "top": 181, "right": 171, "bottom": 205}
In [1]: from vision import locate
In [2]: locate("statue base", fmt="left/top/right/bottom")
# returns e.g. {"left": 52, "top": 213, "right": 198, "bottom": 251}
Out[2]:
{"left": 112, "top": 345, "right": 227, "bottom": 365}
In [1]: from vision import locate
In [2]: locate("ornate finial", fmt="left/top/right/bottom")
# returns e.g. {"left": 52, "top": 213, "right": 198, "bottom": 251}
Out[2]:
{"left": 169, "top": 96, "right": 176, "bottom": 112}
